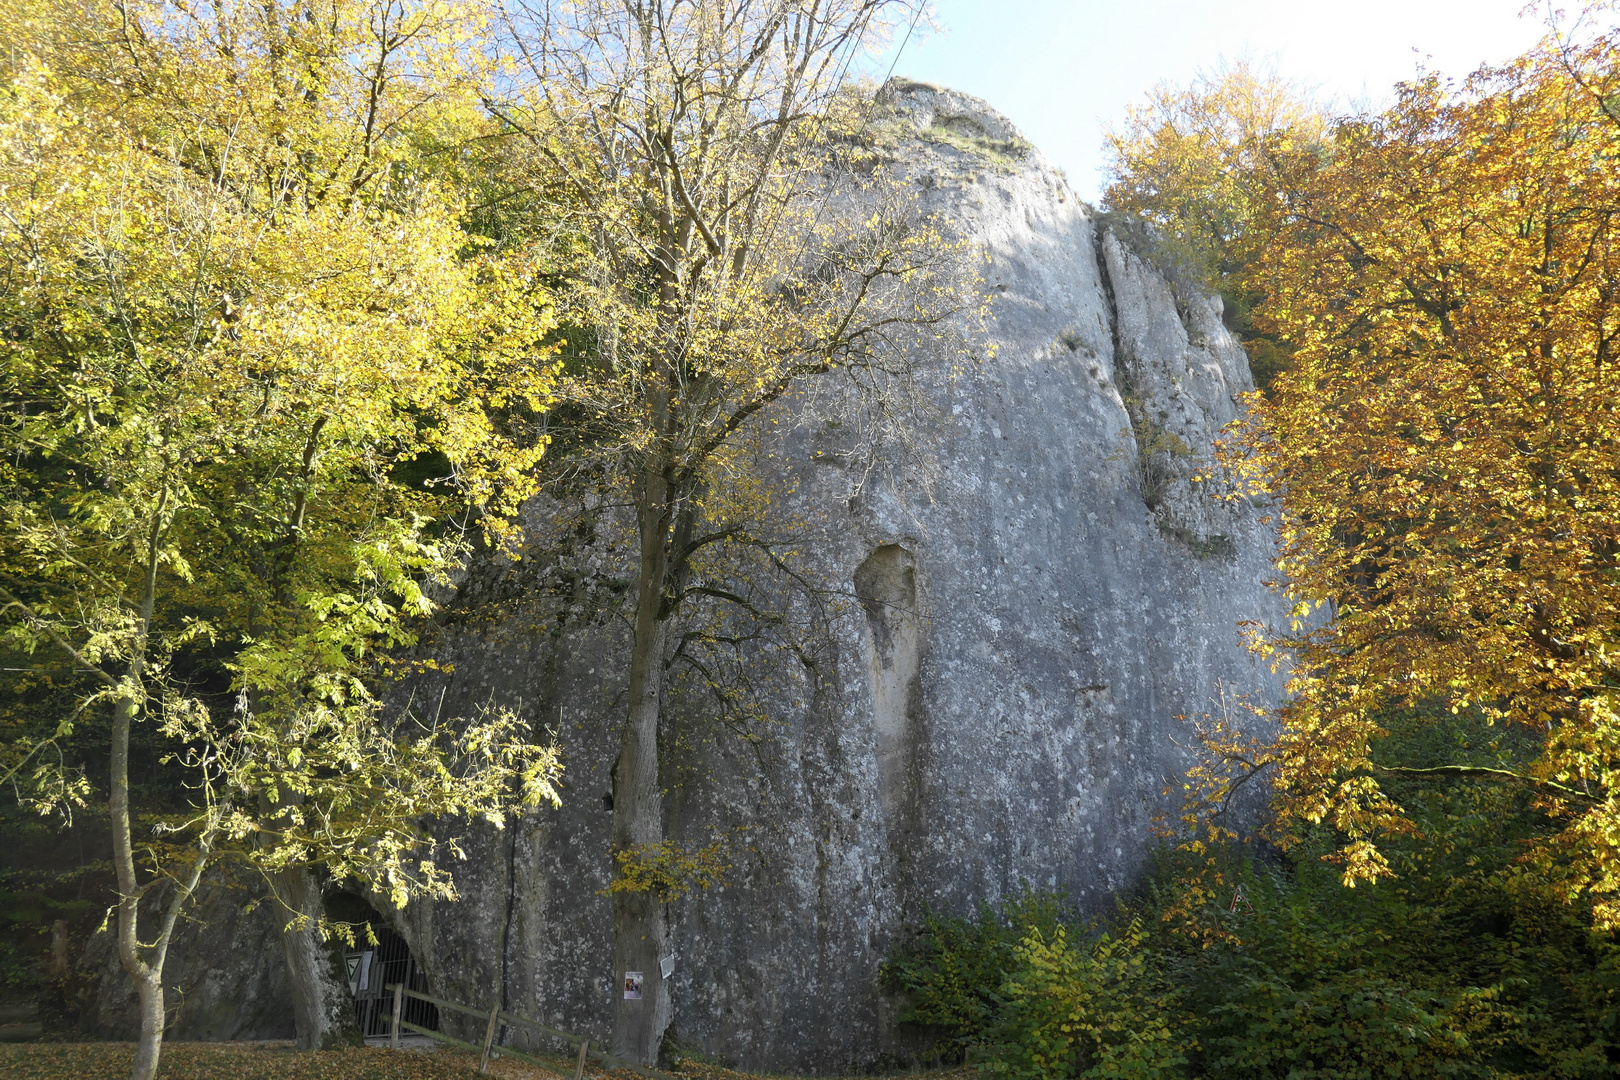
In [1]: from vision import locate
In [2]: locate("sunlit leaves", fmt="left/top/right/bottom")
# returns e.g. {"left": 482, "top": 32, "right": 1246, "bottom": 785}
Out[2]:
{"left": 0, "top": 0, "right": 564, "bottom": 930}
{"left": 1228, "top": 22, "right": 1620, "bottom": 922}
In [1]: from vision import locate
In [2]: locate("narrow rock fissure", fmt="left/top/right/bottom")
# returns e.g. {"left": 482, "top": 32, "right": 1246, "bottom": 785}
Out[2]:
{"left": 1091, "top": 227, "right": 1159, "bottom": 510}
{"left": 1092, "top": 225, "right": 1124, "bottom": 378}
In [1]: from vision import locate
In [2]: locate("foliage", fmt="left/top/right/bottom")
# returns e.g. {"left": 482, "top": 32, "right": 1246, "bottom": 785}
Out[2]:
{"left": 890, "top": 900, "right": 1185, "bottom": 1079}
{"left": 885, "top": 891, "right": 1184, "bottom": 1078}
{"left": 980, "top": 924, "right": 1185, "bottom": 1080}
{"left": 1161, "top": 771, "right": 1620, "bottom": 1078}
{"left": 1101, "top": 60, "right": 1328, "bottom": 389}
{"left": 1224, "top": 19, "right": 1620, "bottom": 924}
{"left": 604, "top": 834, "right": 733, "bottom": 903}
{"left": 0, "top": 0, "right": 563, "bottom": 888}
{"left": 883, "top": 888, "right": 1074, "bottom": 1058}
{"left": 889, "top": 700, "right": 1620, "bottom": 1078}
{"left": 0, "top": 0, "right": 565, "bottom": 1072}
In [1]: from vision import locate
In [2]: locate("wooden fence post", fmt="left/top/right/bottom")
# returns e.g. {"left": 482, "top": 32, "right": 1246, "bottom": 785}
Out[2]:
{"left": 573, "top": 1038, "right": 590, "bottom": 1080}
{"left": 388, "top": 984, "right": 403, "bottom": 1049}
{"left": 478, "top": 1001, "right": 501, "bottom": 1074}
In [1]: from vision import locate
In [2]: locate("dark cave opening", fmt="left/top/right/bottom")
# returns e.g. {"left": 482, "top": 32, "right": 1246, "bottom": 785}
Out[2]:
{"left": 325, "top": 890, "right": 439, "bottom": 1040}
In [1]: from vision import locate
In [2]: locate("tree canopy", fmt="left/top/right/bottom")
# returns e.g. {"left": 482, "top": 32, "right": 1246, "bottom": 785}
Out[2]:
{"left": 1223, "top": 22, "right": 1620, "bottom": 925}
{"left": 0, "top": 1, "right": 564, "bottom": 1073}
{"left": 1102, "top": 59, "right": 1327, "bottom": 389}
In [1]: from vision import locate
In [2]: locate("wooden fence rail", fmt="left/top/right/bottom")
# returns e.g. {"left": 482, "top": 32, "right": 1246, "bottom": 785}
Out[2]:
{"left": 385, "top": 983, "right": 676, "bottom": 1080}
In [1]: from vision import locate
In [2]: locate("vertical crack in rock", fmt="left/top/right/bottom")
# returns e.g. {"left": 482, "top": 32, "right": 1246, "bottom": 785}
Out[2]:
{"left": 1093, "top": 225, "right": 1124, "bottom": 386}
{"left": 853, "top": 545, "right": 925, "bottom": 830}
{"left": 1093, "top": 227, "right": 1164, "bottom": 512}
{"left": 1093, "top": 228, "right": 1238, "bottom": 559}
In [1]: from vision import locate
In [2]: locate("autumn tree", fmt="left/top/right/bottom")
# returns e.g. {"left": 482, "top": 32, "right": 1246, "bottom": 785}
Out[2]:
{"left": 482, "top": 0, "right": 972, "bottom": 1061}
{"left": 0, "top": 2, "right": 563, "bottom": 1075}
{"left": 1102, "top": 60, "right": 1328, "bottom": 388}
{"left": 1225, "top": 19, "right": 1620, "bottom": 924}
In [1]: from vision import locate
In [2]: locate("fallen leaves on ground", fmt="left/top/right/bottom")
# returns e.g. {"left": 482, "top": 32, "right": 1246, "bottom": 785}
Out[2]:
{"left": 2, "top": 1041, "right": 980, "bottom": 1080}
{"left": 0, "top": 1042, "right": 481, "bottom": 1079}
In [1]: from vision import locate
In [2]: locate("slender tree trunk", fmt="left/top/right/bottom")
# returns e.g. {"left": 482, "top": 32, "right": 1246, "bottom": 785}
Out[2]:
{"left": 277, "top": 864, "right": 362, "bottom": 1050}
{"left": 611, "top": 465, "right": 675, "bottom": 1064}
{"left": 108, "top": 481, "right": 221, "bottom": 1080}
{"left": 112, "top": 677, "right": 222, "bottom": 1080}
{"left": 111, "top": 689, "right": 165, "bottom": 1080}
{"left": 132, "top": 968, "right": 166, "bottom": 1080}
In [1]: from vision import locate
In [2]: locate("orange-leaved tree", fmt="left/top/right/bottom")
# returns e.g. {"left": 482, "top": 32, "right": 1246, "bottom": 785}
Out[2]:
{"left": 1229, "top": 20, "right": 1620, "bottom": 923}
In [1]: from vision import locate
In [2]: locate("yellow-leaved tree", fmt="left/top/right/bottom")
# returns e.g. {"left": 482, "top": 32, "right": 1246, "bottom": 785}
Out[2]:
{"left": 1102, "top": 60, "right": 1328, "bottom": 389}
{"left": 1225, "top": 16, "right": 1620, "bottom": 924}
{"left": 0, "top": 2, "right": 562, "bottom": 1075}
{"left": 483, "top": 0, "right": 977, "bottom": 1062}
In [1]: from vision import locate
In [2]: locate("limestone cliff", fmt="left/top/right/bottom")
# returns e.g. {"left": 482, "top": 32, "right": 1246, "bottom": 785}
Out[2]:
{"left": 81, "top": 81, "right": 1288, "bottom": 1068}
{"left": 382, "top": 81, "right": 1289, "bottom": 1070}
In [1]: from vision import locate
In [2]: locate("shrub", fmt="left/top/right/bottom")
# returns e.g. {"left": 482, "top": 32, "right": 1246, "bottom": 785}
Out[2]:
{"left": 982, "top": 922, "right": 1186, "bottom": 1080}
{"left": 882, "top": 887, "right": 1073, "bottom": 1060}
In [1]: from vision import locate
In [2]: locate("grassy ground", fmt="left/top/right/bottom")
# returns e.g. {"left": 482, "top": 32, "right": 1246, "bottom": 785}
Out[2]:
{"left": 0, "top": 1042, "right": 976, "bottom": 1080}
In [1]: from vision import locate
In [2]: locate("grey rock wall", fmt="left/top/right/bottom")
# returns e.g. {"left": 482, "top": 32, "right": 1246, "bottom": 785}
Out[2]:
{"left": 382, "top": 82, "right": 1290, "bottom": 1072}
{"left": 79, "top": 871, "right": 294, "bottom": 1042}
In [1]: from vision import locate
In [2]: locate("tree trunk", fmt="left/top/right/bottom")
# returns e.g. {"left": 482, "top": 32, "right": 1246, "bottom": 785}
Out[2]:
{"left": 131, "top": 969, "right": 166, "bottom": 1080}
{"left": 277, "top": 864, "right": 362, "bottom": 1050}
{"left": 112, "top": 688, "right": 168, "bottom": 1080}
{"left": 108, "top": 503, "right": 218, "bottom": 1080}
{"left": 611, "top": 467, "right": 675, "bottom": 1064}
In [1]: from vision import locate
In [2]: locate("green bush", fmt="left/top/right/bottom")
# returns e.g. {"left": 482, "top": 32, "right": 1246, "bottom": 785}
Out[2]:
{"left": 884, "top": 892, "right": 1185, "bottom": 1077}
{"left": 982, "top": 922, "right": 1185, "bottom": 1080}
{"left": 882, "top": 887, "right": 1072, "bottom": 1059}
{"left": 1201, "top": 973, "right": 1480, "bottom": 1078}
{"left": 884, "top": 745, "right": 1620, "bottom": 1079}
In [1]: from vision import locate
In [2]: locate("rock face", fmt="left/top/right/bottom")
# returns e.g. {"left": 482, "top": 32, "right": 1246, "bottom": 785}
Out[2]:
{"left": 383, "top": 81, "right": 1290, "bottom": 1071}
{"left": 79, "top": 873, "right": 295, "bottom": 1042}
{"left": 77, "top": 80, "right": 1286, "bottom": 1066}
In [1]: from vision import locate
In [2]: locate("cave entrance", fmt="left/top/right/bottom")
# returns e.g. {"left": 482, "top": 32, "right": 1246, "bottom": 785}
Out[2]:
{"left": 326, "top": 890, "right": 438, "bottom": 1040}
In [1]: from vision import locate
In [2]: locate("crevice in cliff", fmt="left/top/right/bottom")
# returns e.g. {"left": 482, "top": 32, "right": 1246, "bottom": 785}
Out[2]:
{"left": 1093, "top": 226, "right": 1167, "bottom": 509}
{"left": 1093, "top": 224, "right": 1237, "bottom": 561}
{"left": 1093, "top": 222, "right": 1124, "bottom": 382}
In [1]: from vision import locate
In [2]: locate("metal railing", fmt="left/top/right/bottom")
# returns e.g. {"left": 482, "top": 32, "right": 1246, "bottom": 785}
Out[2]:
{"left": 385, "top": 983, "right": 678, "bottom": 1080}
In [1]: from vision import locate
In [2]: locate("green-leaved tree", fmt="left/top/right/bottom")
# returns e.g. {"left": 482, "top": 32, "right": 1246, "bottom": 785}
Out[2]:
{"left": 0, "top": 2, "right": 564, "bottom": 1076}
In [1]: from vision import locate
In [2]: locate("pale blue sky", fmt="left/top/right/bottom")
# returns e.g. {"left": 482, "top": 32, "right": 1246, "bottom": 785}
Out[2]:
{"left": 867, "top": 0, "right": 1557, "bottom": 200}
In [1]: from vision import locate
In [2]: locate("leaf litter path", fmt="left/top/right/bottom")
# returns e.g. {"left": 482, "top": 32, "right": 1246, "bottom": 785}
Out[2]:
{"left": 0, "top": 1042, "right": 975, "bottom": 1080}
